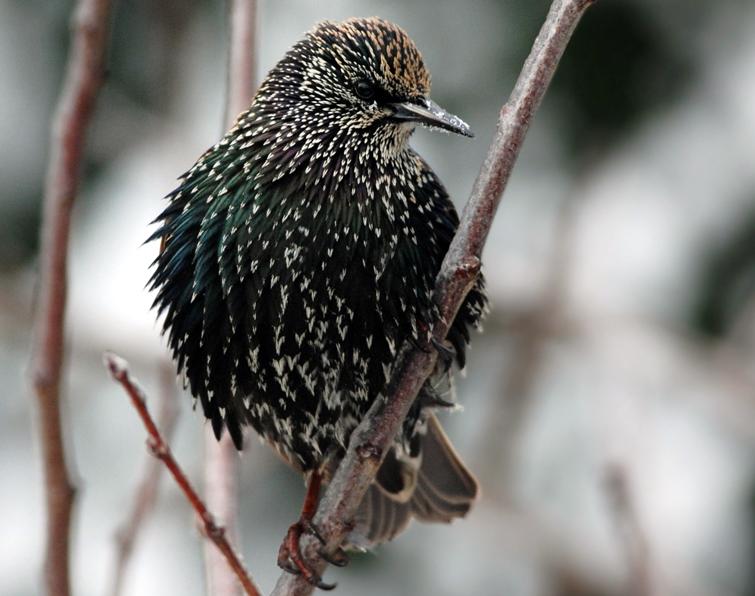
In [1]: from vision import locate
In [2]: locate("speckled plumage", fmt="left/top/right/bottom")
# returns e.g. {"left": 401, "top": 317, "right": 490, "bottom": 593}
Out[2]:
{"left": 149, "top": 17, "right": 486, "bottom": 541}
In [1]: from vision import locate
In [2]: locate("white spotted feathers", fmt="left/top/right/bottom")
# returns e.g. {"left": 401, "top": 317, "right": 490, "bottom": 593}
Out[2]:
{"left": 149, "top": 17, "right": 487, "bottom": 470}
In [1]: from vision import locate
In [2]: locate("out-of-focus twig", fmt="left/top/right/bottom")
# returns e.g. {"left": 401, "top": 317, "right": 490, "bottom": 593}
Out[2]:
{"left": 203, "top": 2, "right": 258, "bottom": 595}
{"left": 104, "top": 352, "right": 262, "bottom": 596}
{"left": 604, "top": 464, "right": 655, "bottom": 596}
{"left": 110, "top": 362, "right": 180, "bottom": 596}
{"left": 484, "top": 194, "right": 578, "bottom": 496}
{"left": 225, "top": 0, "right": 258, "bottom": 125}
{"left": 29, "top": 1, "right": 112, "bottom": 594}
{"left": 205, "top": 431, "right": 244, "bottom": 596}
{"left": 271, "top": 1, "right": 596, "bottom": 594}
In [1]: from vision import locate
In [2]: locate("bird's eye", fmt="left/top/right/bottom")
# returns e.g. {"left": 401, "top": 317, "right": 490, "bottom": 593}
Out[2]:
{"left": 354, "top": 79, "right": 376, "bottom": 101}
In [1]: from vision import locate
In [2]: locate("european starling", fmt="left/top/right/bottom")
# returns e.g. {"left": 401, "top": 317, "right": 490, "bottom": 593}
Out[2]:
{"left": 149, "top": 16, "right": 487, "bottom": 587}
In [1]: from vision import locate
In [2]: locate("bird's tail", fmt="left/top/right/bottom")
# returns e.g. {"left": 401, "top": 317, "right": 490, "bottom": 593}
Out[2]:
{"left": 346, "top": 413, "right": 478, "bottom": 549}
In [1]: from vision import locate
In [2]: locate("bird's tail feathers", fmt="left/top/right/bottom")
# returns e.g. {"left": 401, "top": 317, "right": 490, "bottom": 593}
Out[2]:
{"left": 346, "top": 413, "right": 478, "bottom": 549}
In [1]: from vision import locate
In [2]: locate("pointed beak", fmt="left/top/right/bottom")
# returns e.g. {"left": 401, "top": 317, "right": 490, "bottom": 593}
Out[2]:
{"left": 389, "top": 98, "right": 474, "bottom": 138}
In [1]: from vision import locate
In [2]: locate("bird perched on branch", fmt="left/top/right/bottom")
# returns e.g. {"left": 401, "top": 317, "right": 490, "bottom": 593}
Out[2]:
{"left": 149, "top": 16, "right": 487, "bottom": 589}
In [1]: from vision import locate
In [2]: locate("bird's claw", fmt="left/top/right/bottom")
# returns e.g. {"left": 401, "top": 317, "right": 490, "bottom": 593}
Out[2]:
{"left": 319, "top": 546, "right": 350, "bottom": 567}
{"left": 431, "top": 337, "right": 456, "bottom": 371}
{"left": 425, "top": 394, "right": 456, "bottom": 409}
{"left": 278, "top": 558, "right": 302, "bottom": 576}
{"left": 313, "top": 577, "right": 337, "bottom": 591}
{"left": 277, "top": 518, "right": 338, "bottom": 590}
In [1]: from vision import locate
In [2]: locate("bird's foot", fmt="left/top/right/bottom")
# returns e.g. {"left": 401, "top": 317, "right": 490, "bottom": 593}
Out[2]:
{"left": 319, "top": 545, "right": 350, "bottom": 567}
{"left": 277, "top": 518, "right": 341, "bottom": 590}
{"left": 431, "top": 337, "right": 456, "bottom": 371}
{"left": 423, "top": 393, "right": 456, "bottom": 409}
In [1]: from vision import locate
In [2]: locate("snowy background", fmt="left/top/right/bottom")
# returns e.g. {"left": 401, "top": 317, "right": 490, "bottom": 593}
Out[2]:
{"left": 2, "top": 0, "right": 754, "bottom": 595}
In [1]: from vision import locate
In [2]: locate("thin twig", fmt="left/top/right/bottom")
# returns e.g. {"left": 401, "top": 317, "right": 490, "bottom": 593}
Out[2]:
{"left": 29, "top": 1, "right": 112, "bottom": 595}
{"left": 104, "top": 352, "right": 262, "bottom": 596}
{"left": 604, "top": 465, "right": 655, "bottom": 596}
{"left": 271, "top": 1, "right": 596, "bottom": 594}
{"left": 110, "top": 362, "right": 180, "bottom": 596}
{"left": 204, "top": 2, "right": 258, "bottom": 595}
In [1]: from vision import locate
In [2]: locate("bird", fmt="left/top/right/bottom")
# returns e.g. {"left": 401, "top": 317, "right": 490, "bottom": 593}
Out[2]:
{"left": 148, "top": 16, "right": 487, "bottom": 589}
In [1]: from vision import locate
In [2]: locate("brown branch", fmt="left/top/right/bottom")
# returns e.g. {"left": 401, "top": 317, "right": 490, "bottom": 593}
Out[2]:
{"left": 226, "top": 0, "right": 258, "bottom": 125}
{"left": 104, "top": 352, "right": 262, "bottom": 596}
{"left": 29, "top": 1, "right": 112, "bottom": 595}
{"left": 271, "top": 1, "right": 596, "bottom": 594}
{"left": 204, "top": 2, "right": 259, "bottom": 595}
{"left": 110, "top": 362, "right": 180, "bottom": 596}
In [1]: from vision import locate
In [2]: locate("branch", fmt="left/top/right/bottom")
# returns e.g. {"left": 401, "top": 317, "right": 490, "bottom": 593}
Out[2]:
{"left": 204, "top": 432, "right": 244, "bottom": 596}
{"left": 271, "top": 1, "right": 596, "bottom": 593}
{"left": 29, "top": 1, "right": 112, "bottom": 594}
{"left": 226, "top": 0, "right": 258, "bottom": 124}
{"left": 204, "top": 2, "right": 258, "bottom": 595}
{"left": 110, "top": 362, "right": 180, "bottom": 596}
{"left": 104, "top": 352, "right": 262, "bottom": 596}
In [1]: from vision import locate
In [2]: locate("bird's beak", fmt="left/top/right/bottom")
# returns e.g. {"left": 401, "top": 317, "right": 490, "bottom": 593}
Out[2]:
{"left": 389, "top": 98, "right": 474, "bottom": 138}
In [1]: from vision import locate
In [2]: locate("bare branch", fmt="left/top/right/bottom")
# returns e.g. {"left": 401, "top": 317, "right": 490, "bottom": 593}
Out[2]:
{"left": 204, "top": 2, "right": 258, "bottom": 595}
{"left": 29, "top": 1, "right": 112, "bottom": 594}
{"left": 271, "top": 1, "right": 596, "bottom": 593}
{"left": 104, "top": 352, "right": 262, "bottom": 596}
{"left": 226, "top": 0, "right": 258, "bottom": 125}
{"left": 110, "top": 362, "right": 180, "bottom": 596}
{"left": 204, "top": 433, "right": 244, "bottom": 596}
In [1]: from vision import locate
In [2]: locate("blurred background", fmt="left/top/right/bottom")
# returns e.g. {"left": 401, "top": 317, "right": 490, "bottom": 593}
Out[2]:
{"left": 2, "top": 0, "right": 754, "bottom": 594}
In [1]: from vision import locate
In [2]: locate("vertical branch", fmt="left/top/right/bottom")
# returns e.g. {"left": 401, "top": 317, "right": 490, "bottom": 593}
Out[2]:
{"left": 271, "top": 1, "right": 596, "bottom": 594}
{"left": 29, "top": 1, "right": 112, "bottom": 595}
{"left": 204, "top": 431, "right": 244, "bottom": 596}
{"left": 225, "top": 0, "right": 258, "bottom": 124}
{"left": 204, "top": 2, "right": 258, "bottom": 595}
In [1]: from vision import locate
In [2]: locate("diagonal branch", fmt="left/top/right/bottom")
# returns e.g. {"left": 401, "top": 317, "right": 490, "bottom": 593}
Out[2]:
{"left": 104, "top": 352, "right": 262, "bottom": 596}
{"left": 29, "top": 1, "right": 113, "bottom": 595}
{"left": 271, "top": 1, "right": 596, "bottom": 594}
{"left": 110, "top": 362, "right": 180, "bottom": 596}
{"left": 204, "top": 2, "right": 259, "bottom": 595}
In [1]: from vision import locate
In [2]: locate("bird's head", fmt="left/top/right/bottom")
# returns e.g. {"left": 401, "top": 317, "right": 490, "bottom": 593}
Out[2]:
{"left": 251, "top": 17, "right": 472, "bottom": 160}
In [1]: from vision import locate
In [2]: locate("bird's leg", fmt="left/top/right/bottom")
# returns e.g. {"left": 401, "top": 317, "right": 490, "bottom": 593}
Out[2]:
{"left": 277, "top": 470, "right": 341, "bottom": 590}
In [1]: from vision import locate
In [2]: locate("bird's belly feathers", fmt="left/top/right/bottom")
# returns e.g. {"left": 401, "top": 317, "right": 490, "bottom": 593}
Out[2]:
{"left": 240, "top": 249, "right": 407, "bottom": 470}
